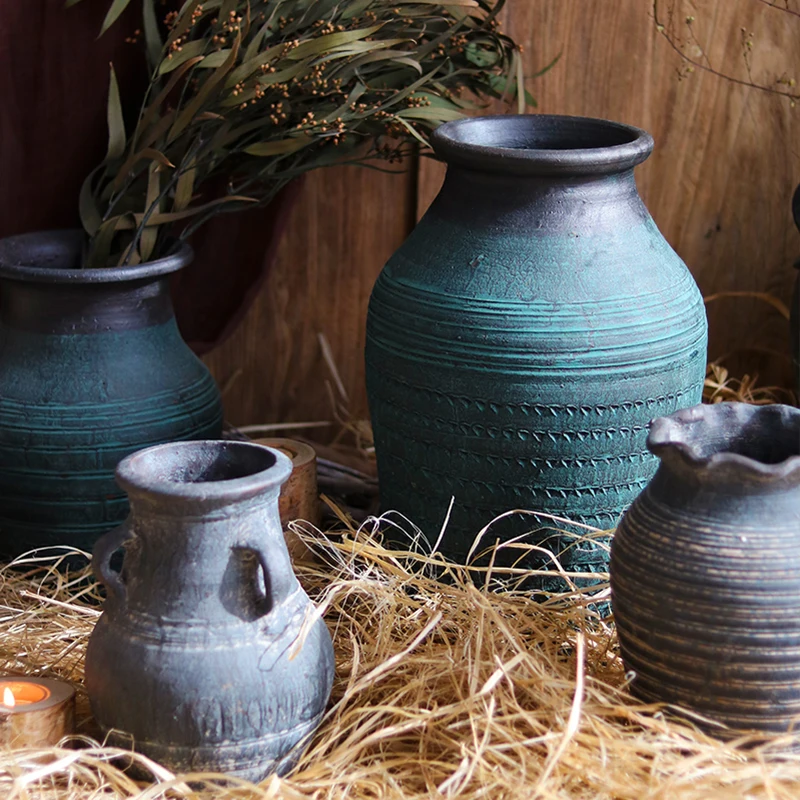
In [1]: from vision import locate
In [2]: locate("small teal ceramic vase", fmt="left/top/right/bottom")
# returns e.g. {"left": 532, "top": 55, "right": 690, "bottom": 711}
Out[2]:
{"left": 365, "top": 114, "right": 707, "bottom": 575}
{"left": 0, "top": 230, "right": 223, "bottom": 557}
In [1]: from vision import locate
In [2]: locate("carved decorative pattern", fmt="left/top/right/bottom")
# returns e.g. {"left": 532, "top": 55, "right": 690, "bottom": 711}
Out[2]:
{"left": 374, "top": 372, "right": 695, "bottom": 421}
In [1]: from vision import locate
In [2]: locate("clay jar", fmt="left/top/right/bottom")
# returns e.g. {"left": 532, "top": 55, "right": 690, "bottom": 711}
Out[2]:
{"left": 365, "top": 114, "right": 707, "bottom": 575}
{"left": 611, "top": 402, "right": 800, "bottom": 733}
{"left": 84, "top": 441, "right": 335, "bottom": 780}
{"left": 0, "top": 230, "right": 222, "bottom": 557}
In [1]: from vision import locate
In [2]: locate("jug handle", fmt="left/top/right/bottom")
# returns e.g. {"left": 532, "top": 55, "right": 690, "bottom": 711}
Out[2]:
{"left": 93, "top": 521, "right": 133, "bottom": 606}
{"left": 245, "top": 539, "right": 296, "bottom": 613}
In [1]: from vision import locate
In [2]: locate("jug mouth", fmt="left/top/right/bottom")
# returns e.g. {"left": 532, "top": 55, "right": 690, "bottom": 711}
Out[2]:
{"left": 648, "top": 403, "right": 800, "bottom": 481}
{"left": 431, "top": 114, "right": 653, "bottom": 176}
{"left": 0, "top": 229, "right": 192, "bottom": 283}
{"left": 116, "top": 440, "right": 293, "bottom": 502}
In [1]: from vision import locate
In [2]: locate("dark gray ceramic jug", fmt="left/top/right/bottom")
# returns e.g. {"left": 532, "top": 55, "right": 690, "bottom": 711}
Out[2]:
{"left": 611, "top": 402, "right": 800, "bottom": 733}
{"left": 84, "top": 440, "right": 334, "bottom": 781}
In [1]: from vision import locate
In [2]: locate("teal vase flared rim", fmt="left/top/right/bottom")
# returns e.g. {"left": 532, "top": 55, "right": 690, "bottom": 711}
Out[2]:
{"left": 431, "top": 114, "right": 654, "bottom": 176}
{"left": 0, "top": 229, "right": 193, "bottom": 284}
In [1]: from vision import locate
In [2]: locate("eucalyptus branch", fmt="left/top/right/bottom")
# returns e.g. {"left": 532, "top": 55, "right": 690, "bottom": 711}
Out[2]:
{"left": 77, "top": 0, "right": 529, "bottom": 267}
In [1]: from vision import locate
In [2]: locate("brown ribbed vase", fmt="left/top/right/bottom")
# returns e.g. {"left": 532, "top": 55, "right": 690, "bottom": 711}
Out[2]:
{"left": 610, "top": 402, "right": 800, "bottom": 734}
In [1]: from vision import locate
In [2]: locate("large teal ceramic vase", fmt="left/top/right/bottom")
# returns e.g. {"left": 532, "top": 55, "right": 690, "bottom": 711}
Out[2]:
{"left": 0, "top": 230, "right": 223, "bottom": 558}
{"left": 365, "top": 114, "right": 707, "bottom": 574}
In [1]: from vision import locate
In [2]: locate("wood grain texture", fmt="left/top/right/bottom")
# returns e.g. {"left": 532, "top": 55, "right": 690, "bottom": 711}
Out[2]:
{"left": 204, "top": 163, "right": 414, "bottom": 426}
{"left": 212, "top": 0, "right": 800, "bottom": 425}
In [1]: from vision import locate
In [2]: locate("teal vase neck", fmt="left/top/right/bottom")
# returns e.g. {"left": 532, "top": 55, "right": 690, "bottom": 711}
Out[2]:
{"left": 426, "top": 112, "right": 654, "bottom": 238}
{"left": 430, "top": 165, "right": 647, "bottom": 237}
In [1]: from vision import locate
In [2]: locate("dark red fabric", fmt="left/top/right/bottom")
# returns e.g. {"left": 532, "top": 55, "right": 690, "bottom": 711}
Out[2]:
{"left": 0, "top": 1, "right": 144, "bottom": 237}
{"left": 0, "top": 1, "right": 294, "bottom": 353}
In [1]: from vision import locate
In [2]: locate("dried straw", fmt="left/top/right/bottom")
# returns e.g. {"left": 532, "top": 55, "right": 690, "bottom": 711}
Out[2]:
{"left": 3, "top": 514, "right": 800, "bottom": 800}
{"left": 704, "top": 361, "right": 796, "bottom": 406}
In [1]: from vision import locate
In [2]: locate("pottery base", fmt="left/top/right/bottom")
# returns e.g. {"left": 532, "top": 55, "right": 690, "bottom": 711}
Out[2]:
{"left": 101, "top": 711, "right": 324, "bottom": 783}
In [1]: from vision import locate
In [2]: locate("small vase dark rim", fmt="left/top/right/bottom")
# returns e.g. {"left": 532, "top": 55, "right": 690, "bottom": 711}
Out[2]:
{"left": 116, "top": 440, "right": 293, "bottom": 502}
{"left": 648, "top": 402, "right": 800, "bottom": 481}
{"left": 0, "top": 229, "right": 193, "bottom": 284}
{"left": 431, "top": 114, "right": 654, "bottom": 176}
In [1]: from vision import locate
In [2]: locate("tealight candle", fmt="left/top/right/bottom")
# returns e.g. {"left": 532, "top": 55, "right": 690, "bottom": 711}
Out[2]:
{"left": 0, "top": 677, "right": 75, "bottom": 748}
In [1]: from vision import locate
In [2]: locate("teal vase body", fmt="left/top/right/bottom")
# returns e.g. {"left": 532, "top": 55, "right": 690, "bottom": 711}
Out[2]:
{"left": 0, "top": 230, "right": 223, "bottom": 557}
{"left": 365, "top": 115, "right": 708, "bottom": 572}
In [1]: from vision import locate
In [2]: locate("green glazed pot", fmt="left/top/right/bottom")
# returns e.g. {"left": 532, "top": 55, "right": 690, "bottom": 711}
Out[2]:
{"left": 0, "top": 230, "right": 223, "bottom": 558}
{"left": 365, "top": 114, "right": 708, "bottom": 574}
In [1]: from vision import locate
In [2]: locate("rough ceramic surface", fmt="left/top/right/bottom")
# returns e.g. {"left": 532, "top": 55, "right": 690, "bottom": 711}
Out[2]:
{"left": 611, "top": 402, "right": 800, "bottom": 733}
{"left": 85, "top": 441, "right": 335, "bottom": 782}
{"left": 365, "top": 114, "right": 707, "bottom": 572}
{"left": 0, "top": 230, "right": 222, "bottom": 557}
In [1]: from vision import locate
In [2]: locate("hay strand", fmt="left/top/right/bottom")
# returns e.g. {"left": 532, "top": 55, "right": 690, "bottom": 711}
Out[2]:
{"left": 3, "top": 518, "right": 800, "bottom": 799}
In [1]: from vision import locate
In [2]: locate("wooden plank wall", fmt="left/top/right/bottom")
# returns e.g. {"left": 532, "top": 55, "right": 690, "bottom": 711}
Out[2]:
{"left": 206, "top": 0, "right": 800, "bottom": 428}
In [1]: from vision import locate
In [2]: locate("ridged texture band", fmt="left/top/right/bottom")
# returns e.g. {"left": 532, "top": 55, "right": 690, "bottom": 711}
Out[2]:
{"left": 101, "top": 713, "right": 323, "bottom": 781}
{"left": 0, "top": 368, "right": 222, "bottom": 551}
{"left": 367, "top": 278, "right": 705, "bottom": 561}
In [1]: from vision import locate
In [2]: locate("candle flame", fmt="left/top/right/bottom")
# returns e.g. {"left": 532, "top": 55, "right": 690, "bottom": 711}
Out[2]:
{"left": 2, "top": 687, "right": 15, "bottom": 708}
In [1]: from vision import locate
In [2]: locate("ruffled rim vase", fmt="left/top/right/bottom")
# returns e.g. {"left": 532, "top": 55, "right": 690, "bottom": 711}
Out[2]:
{"left": 611, "top": 401, "right": 800, "bottom": 733}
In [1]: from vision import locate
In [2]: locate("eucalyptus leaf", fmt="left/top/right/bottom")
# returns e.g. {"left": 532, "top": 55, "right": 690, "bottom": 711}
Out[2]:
{"left": 105, "top": 65, "right": 126, "bottom": 161}
{"left": 138, "top": 163, "right": 162, "bottom": 262}
{"left": 199, "top": 50, "right": 234, "bottom": 69}
{"left": 99, "top": 0, "right": 133, "bottom": 35}
{"left": 465, "top": 41, "right": 500, "bottom": 68}
{"left": 173, "top": 160, "right": 197, "bottom": 212}
{"left": 244, "top": 136, "right": 313, "bottom": 156}
{"left": 85, "top": 214, "right": 133, "bottom": 268}
{"left": 157, "top": 40, "right": 208, "bottom": 75}
{"left": 286, "top": 26, "right": 382, "bottom": 61}
{"left": 339, "top": 0, "right": 373, "bottom": 20}
{"left": 142, "top": 0, "right": 163, "bottom": 70}
{"left": 397, "top": 106, "right": 465, "bottom": 122}
{"left": 78, "top": 167, "right": 104, "bottom": 236}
